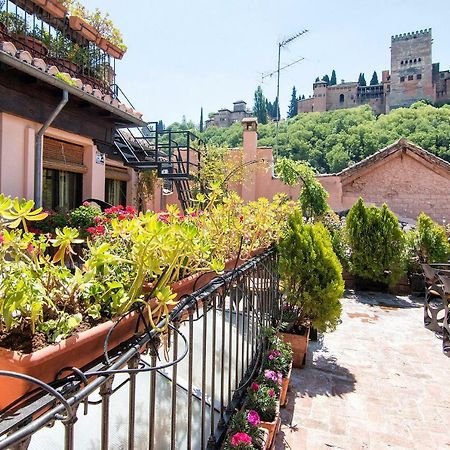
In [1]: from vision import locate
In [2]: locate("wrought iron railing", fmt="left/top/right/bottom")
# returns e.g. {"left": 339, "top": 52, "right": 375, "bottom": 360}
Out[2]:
{"left": 0, "top": 248, "right": 279, "bottom": 449}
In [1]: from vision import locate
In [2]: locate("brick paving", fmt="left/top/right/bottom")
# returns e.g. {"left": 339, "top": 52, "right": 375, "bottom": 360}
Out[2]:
{"left": 275, "top": 291, "right": 450, "bottom": 450}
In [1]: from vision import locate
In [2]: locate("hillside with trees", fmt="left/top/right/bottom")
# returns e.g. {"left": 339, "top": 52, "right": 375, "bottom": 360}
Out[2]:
{"left": 199, "top": 102, "right": 450, "bottom": 173}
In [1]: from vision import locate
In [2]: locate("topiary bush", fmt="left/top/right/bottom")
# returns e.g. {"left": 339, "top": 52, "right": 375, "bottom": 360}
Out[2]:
{"left": 277, "top": 209, "right": 344, "bottom": 332}
{"left": 346, "top": 198, "right": 406, "bottom": 287}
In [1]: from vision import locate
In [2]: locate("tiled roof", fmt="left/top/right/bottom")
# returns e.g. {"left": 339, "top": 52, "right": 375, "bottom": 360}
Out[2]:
{"left": 0, "top": 40, "right": 144, "bottom": 125}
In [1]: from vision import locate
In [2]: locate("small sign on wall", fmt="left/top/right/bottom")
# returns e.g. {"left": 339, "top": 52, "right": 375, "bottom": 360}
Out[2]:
{"left": 96, "top": 151, "right": 105, "bottom": 165}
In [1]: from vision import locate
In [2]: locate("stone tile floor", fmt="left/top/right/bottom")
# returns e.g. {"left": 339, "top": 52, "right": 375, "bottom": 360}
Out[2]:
{"left": 275, "top": 291, "right": 450, "bottom": 450}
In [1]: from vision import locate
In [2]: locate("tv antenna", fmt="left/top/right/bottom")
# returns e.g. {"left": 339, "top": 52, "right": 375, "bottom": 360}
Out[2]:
{"left": 261, "top": 57, "right": 305, "bottom": 84}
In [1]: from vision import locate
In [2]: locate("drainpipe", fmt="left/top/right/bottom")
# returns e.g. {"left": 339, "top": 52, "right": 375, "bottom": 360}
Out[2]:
{"left": 34, "top": 90, "right": 69, "bottom": 207}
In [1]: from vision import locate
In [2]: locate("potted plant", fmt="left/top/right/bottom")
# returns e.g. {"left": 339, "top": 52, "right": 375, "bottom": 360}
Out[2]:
{"left": 246, "top": 383, "right": 280, "bottom": 447}
{"left": 346, "top": 198, "right": 406, "bottom": 291}
{"left": 32, "top": 0, "right": 67, "bottom": 19}
{"left": 223, "top": 410, "right": 266, "bottom": 450}
{"left": 277, "top": 209, "right": 344, "bottom": 367}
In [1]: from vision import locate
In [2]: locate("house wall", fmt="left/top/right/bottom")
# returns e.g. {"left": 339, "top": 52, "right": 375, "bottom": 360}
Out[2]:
{"left": 339, "top": 151, "right": 450, "bottom": 222}
{"left": 0, "top": 112, "right": 135, "bottom": 207}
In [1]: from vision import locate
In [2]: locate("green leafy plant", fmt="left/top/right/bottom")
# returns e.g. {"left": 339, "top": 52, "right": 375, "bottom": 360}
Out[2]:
{"left": 223, "top": 410, "right": 264, "bottom": 450}
{"left": 346, "top": 198, "right": 406, "bottom": 286}
{"left": 274, "top": 157, "right": 329, "bottom": 220}
{"left": 262, "top": 329, "right": 293, "bottom": 377}
{"left": 54, "top": 72, "right": 77, "bottom": 86}
{"left": 69, "top": 202, "right": 101, "bottom": 235}
{"left": 277, "top": 209, "right": 343, "bottom": 332}
{"left": 246, "top": 383, "right": 278, "bottom": 422}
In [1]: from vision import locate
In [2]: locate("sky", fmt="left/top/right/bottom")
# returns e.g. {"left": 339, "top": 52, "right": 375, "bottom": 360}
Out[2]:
{"left": 83, "top": 0, "right": 449, "bottom": 125}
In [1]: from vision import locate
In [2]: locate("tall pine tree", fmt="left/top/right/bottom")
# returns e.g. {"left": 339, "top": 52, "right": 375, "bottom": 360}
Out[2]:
{"left": 199, "top": 107, "right": 204, "bottom": 132}
{"left": 370, "top": 71, "right": 379, "bottom": 85}
{"left": 253, "top": 86, "right": 268, "bottom": 124}
{"left": 287, "top": 86, "right": 298, "bottom": 118}
{"left": 273, "top": 97, "right": 280, "bottom": 121}
{"left": 358, "top": 73, "right": 367, "bottom": 86}
{"left": 322, "top": 74, "right": 330, "bottom": 85}
{"left": 315, "top": 76, "right": 320, "bottom": 82}
{"left": 330, "top": 70, "right": 337, "bottom": 85}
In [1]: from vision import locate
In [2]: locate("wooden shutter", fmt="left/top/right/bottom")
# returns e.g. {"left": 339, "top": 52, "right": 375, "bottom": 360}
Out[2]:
{"left": 105, "top": 165, "right": 130, "bottom": 182}
{"left": 43, "top": 137, "right": 87, "bottom": 173}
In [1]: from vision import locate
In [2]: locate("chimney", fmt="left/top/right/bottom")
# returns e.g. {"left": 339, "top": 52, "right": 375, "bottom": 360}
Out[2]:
{"left": 241, "top": 117, "right": 258, "bottom": 202}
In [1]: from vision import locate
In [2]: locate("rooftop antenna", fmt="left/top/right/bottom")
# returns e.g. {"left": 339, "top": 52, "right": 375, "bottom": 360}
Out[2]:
{"left": 274, "top": 29, "right": 308, "bottom": 160}
{"left": 261, "top": 56, "right": 306, "bottom": 84}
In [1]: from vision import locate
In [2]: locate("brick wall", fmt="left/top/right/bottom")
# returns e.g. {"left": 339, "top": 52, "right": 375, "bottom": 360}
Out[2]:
{"left": 340, "top": 150, "right": 450, "bottom": 222}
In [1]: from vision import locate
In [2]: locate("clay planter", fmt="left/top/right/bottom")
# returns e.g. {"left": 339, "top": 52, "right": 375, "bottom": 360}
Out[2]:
{"left": 0, "top": 309, "right": 145, "bottom": 410}
{"left": 32, "top": 0, "right": 67, "bottom": 19}
{"left": 259, "top": 401, "right": 281, "bottom": 448}
{"left": 279, "top": 362, "right": 292, "bottom": 407}
{"left": 69, "top": 16, "right": 100, "bottom": 44}
{"left": 258, "top": 427, "right": 270, "bottom": 449}
{"left": 104, "top": 40, "right": 125, "bottom": 60}
{"left": 13, "top": 35, "right": 48, "bottom": 56}
{"left": 279, "top": 327, "right": 310, "bottom": 368}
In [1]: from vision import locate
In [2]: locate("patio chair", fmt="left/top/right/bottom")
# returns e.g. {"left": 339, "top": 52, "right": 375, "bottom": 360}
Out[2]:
{"left": 421, "top": 264, "right": 445, "bottom": 333}
{"left": 437, "top": 273, "right": 450, "bottom": 355}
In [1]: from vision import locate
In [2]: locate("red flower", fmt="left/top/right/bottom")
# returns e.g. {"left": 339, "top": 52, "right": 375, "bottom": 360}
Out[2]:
{"left": 26, "top": 243, "right": 35, "bottom": 254}
{"left": 118, "top": 214, "right": 127, "bottom": 220}
{"left": 125, "top": 206, "right": 136, "bottom": 215}
{"left": 86, "top": 227, "right": 96, "bottom": 234}
{"left": 95, "top": 225, "right": 105, "bottom": 235}
{"left": 94, "top": 216, "right": 102, "bottom": 224}
{"left": 268, "top": 389, "right": 275, "bottom": 398}
{"left": 251, "top": 382, "right": 259, "bottom": 391}
{"left": 230, "top": 432, "right": 252, "bottom": 447}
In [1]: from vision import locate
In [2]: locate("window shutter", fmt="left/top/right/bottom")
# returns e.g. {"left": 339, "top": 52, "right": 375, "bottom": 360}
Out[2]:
{"left": 43, "top": 137, "right": 87, "bottom": 173}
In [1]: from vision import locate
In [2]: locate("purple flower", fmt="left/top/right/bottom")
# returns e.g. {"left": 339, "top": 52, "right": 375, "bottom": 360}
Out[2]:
{"left": 247, "top": 410, "right": 261, "bottom": 426}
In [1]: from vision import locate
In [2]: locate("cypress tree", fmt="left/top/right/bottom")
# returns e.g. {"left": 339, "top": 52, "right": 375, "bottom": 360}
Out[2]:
{"left": 330, "top": 70, "right": 337, "bottom": 85}
{"left": 370, "top": 71, "right": 379, "bottom": 85}
{"left": 358, "top": 73, "right": 367, "bottom": 86}
{"left": 322, "top": 74, "right": 330, "bottom": 85}
{"left": 253, "top": 86, "right": 268, "bottom": 125}
{"left": 199, "top": 107, "right": 204, "bottom": 132}
{"left": 287, "top": 86, "right": 298, "bottom": 118}
{"left": 315, "top": 76, "right": 320, "bottom": 82}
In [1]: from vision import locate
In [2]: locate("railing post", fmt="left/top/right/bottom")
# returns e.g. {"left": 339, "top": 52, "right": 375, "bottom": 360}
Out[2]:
{"left": 100, "top": 376, "right": 114, "bottom": 450}
{"left": 127, "top": 355, "right": 139, "bottom": 450}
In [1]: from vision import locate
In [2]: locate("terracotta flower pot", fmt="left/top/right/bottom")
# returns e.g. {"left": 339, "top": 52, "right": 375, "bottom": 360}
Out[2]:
{"left": 69, "top": 16, "right": 99, "bottom": 44}
{"left": 104, "top": 40, "right": 125, "bottom": 60}
{"left": 259, "top": 402, "right": 281, "bottom": 448}
{"left": 13, "top": 34, "right": 48, "bottom": 56}
{"left": 32, "top": 0, "right": 67, "bottom": 19}
{"left": 279, "top": 362, "right": 292, "bottom": 407}
{"left": 0, "top": 309, "right": 146, "bottom": 410}
{"left": 258, "top": 427, "right": 270, "bottom": 449}
{"left": 279, "top": 328, "right": 310, "bottom": 368}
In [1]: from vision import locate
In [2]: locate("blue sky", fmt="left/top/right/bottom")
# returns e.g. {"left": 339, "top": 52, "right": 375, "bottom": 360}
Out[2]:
{"left": 84, "top": 0, "right": 448, "bottom": 125}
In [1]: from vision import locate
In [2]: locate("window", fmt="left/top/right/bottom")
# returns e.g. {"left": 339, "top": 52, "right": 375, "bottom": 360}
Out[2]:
{"left": 43, "top": 169, "right": 82, "bottom": 211}
{"left": 339, "top": 94, "right": 344, "bottom": 103}
{"left": 408, "top": 75, "right": 414, "bottom": 80}
{"left": 418, "top": 57, "right": 421, "bottom": 62}
{"left": 416, "top": 73, "right": 422, "bottom": 80}
{"left": 400, "top": 76, "right": 405, "bottom": 82}
{"left": 105, "top": 179, "right": 127, "bottom": 206}
{"left": 414, "top": 58, "right": 417, "bottom": 63}
{"left": 401, "top": 60, "right": 404, "bottom": 65}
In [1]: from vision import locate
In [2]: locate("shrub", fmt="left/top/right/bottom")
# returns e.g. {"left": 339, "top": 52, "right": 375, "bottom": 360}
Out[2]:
{"left": 346, "top": 199, "right": 406, "bottom": 286}
{"left": 413, "top": 213, "right": 450, "bottom": 263}
{"left": 277, "top": 209, "right": 344, "bottom": 332}
{"left": 223, "top": 410, "right": 263, "bottom": 450}
{"left": 246, "top": 383, "right": 278, "bottom": 422}
{"left": 69, "top": 202, "right": 101, "bottom": 235}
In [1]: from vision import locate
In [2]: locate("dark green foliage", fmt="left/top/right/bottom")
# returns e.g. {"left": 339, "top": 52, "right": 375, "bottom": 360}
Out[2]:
{"left": 330, "top": 70, "right": 337, "bottom": 85}
{"left": 246, "top": 384, "right": 278, "bottom": 422}
{"left": 253, "top": 86, "right": 268, "bottom": 125}
{"left": 370, "top": 71, "right": 379, "bottom": 85}
{"left": 156, "top": 120, "right": 164, "bottom": 132}
{"left": 287, "top": 86, "right": 298, "bottom": 118}
{"left": 301, "top": 94, "right": 305, "bottom": 100}
{"left": 196, "top": 103, "right": 450, "bottom": 174}
{"left": 315, "top": 76, "right": 320, "bottom": 82}
{"left": 199, "top": 107, "right": 204, "bottom": 132}
{"left": 410, "top": 213, "right": 450, "bottom": 263}
{"left": 277, "top": 210, "right": 344, "bottom": 332}
{"left": 346, "top": 199, "right": 406, "bottom": 286}
{"left": 69, "top": 204, "right": 101, "bottom": 234}
{"left": 30, "top": 211, "right": 69, "bottom": 234}
{"left": 322, "top": 74, "right": 330, "bottom": 84}
{"left": 358, "top": 73, "right": 367, "bottom": 86}
{"left": 322, "top": 211, "right": 350, "bottom": 269}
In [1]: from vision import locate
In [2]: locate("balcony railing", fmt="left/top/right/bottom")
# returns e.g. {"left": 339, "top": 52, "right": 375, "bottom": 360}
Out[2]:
{"left": 0, "top": 0, "right": 116, "bottom": 93}
{"left": 0, "top": 248, "right": 280, "bottom": 449}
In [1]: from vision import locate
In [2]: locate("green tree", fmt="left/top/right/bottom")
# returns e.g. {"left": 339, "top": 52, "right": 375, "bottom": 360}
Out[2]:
{"left": 330, "top": 70, "right": 337, "bottom": 86}
{"left": 156, "top": 120, "right": 164, "bottom": 132}
{"left": 358, "top": 73, "right": 367, "bottom": 86}
{"left": 273, "top": 96, "right": 280, "bottom": 121}
{"left": 287, "top": 86, "right": 298, "bottom": 118}
{"left": 315, "top": 76, "right": 320, "bottom": 82}
{"left": 199, "top": 107, "right": 204, "bottom": 132}
{"left": 253, "top": 85, "right": 268, "bottom": 125}
{"left": 370, "top": 71, "right": 379, "bottom": 85}
{"left": 322, "top": 74, "right": 330, "bottom": 84}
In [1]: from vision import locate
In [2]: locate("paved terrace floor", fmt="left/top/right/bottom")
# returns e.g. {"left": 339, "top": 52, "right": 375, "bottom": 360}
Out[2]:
{"left": 275, "top": 291, "right": 450, "bottom": 450}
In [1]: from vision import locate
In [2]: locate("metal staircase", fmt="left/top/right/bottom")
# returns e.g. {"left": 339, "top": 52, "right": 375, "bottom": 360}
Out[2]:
{"left": 108, "top": 122, "right": 203, "bottom": 211}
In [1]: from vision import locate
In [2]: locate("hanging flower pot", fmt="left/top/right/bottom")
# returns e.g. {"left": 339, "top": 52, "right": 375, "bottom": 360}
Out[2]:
{"left": 32, "top": 0, "right": 67, "bottom": 19}
{"left": 69, "top": 16, "right": 100, "bottom": 44}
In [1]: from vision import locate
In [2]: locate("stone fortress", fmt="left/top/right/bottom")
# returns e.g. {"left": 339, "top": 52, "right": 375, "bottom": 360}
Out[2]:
{"left": 205, "top": 100, "right": 253, "bottom": 128}
{"left": 298, "top": 28, "right": 449, "bottom": 114}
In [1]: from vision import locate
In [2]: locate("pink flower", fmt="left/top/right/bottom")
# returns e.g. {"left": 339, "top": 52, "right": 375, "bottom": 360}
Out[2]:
{"left": 95, "top": 225, "right": 105, "bottom": 235}
{"left": 0, "top": 233, "right": 4, "bottom": 244}
{"left": 268, "top": 354, "right": 274, "bottom": 360}
{"left": 83, "top": 201, "right": 90, "bottom": 207}
{"left": 268, "top": 389, "right": 275, "bottom": 398}
{"left": 94, "top": 216, "right": 102, "bottom": 224}
{"left": 230, "top": 432, "right": 252, "bottom": 447}
{"left": 251, "top": 382, "right": 259, "bottom": 391}
{"left": 26, "top": 243, "right": 35, "bottom": 254}
{"left": 86, "top": 227, "right": 96, "bottom": 234}
{"left": 247, "top": 410, "right": 260, "bottom": 427}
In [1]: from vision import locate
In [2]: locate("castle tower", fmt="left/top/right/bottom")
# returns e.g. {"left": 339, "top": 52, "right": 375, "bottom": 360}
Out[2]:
{"left": 312, "top": 80, "right": 328, "bottom": 112}
{"left": 388, "top": 29, "right": 434, "bottom": 111}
